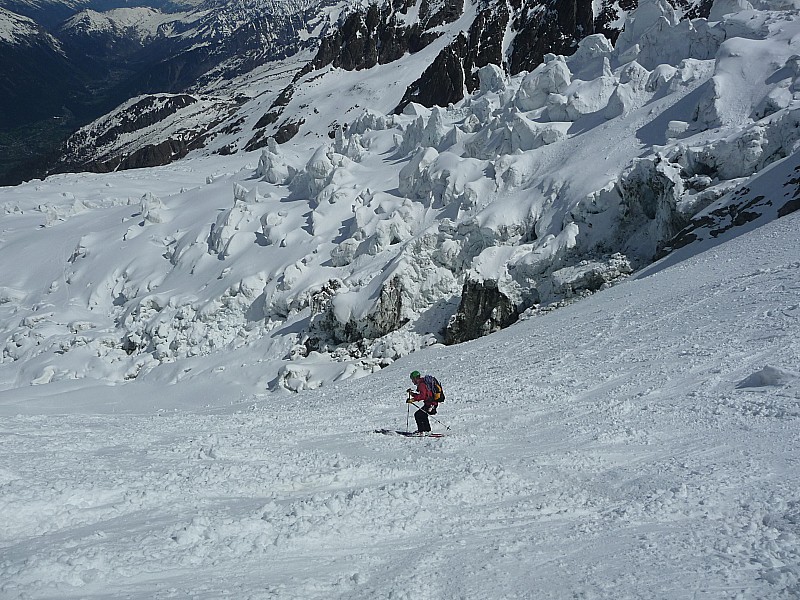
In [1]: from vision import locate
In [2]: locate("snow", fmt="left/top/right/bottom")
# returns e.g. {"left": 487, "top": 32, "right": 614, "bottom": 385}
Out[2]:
{"left": 2, "top": 0, "right": 800, "bottom": 596}
{"left": 2, "top": 0, "right": 798, "bottom": 392}
{"left": 61, "top": 8, "right": 180, "bottom": 42}
{"left": 1, "top": 208, "right": 799, "bottom": 599}
{"left": 0, "top": 8, "right": 51, "bottom": 45}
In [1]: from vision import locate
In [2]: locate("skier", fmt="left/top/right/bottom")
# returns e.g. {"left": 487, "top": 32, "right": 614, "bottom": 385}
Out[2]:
{"left": 406, "top": 370, "right": 442, "bottom": 435}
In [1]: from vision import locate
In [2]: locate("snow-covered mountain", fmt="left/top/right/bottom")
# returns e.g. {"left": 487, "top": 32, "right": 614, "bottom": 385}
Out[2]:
{"left": 1, "top": 1, "right": 800, "bottom": 597}
{"left": 0, "top": 0, "right": 345, "bottom": 185}
{"left": 0, "top": 6, "right": 54, "bottom": 44}
{"left": 55, "top": 0, "right": 717, "bottom": 173}
{"left": 59, "top": 6, "right": 178, "bottom": 45}
{"left": 0, "top": 0, "right": 197, "bottom": 26}
{"left": 0, "top": 7, "right": 87, "bottom": 134}
{"left": 1, "top": 0, "right": 798, "bottom": 395}
{"left": 1, "top": 144, "right": 799, "bottom": 600}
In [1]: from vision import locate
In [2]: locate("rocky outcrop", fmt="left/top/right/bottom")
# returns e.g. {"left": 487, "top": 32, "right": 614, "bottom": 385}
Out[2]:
{"left": 54, "top": 93, "right": 237, "bottom": 174}
{"left": 396, "top": 34, "right": 468, "bottom": 111}
{"left": 445, "top": 278, "right": 520, "bottom": 344}
{"left": 508, "top": 0, "right": 595, "bottom": 74}
{"left": 397, "top": 0, "right": 597, "bottom": 112}
{"left": 313, "top": 276, "right": 409, "bottom": 345}
{"left": 661, "top": 154, "right": 800, "bottom": 257}
{"left": 311, "top": 0, "right": 462, "bottom": 72}
{"left": 73, "top": 137, "right": 197, "bottom": 173}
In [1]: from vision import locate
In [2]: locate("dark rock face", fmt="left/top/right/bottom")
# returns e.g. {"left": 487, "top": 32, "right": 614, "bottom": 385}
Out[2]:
{"left": 445, "top": 278, "right": 520, "bottom": 345}
{"left": 396, "top": 34, "right": 468, "bottom": 112}
{"left": 508, "top": 0, "right": 595, "bottom": 75}
{"left": 312, "top": 276, "right": 409, "bottom": 345}
{"left": 397, "top": 0, "right": 597, "bottom": 112}
{"left": 594, "top": 0, "right": 638, "bottom": 42}
{"left": 778, "top": 197, "right": 800, "bottom": 218}
{"left": 312, "top": 0, "right": 462, "bottom": 72}
{"left": 393, "top": 0, "right": 516, "bottom": 112}
{"left": 80, "top": 137, "right": 196, "bottom": 173}
{"left": 778, "top": 164, "right": 800, "bottom": 218}
{"left": 462, "top": 5, "right": 510, "bottom": 91}
{"left": 54, "top": 93, "right": 235, "bottom": 173}
{"left": 273, "top": 118, "right": 304, "bottom": 144}
{"left": 397, "top": 0, "right": 533, "bottom": 111}
{"left": 314, "top": 5, "right": 382, "bottom": 70}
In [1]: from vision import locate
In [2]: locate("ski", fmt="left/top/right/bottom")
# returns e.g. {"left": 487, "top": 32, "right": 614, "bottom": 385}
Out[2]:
{"left": 374, "top": 428, "right": 445, "bottom": 438}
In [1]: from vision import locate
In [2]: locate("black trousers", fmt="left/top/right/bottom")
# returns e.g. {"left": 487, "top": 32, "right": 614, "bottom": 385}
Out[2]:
{"left": 414, "top": 408, "right": 432, "bottom": 432}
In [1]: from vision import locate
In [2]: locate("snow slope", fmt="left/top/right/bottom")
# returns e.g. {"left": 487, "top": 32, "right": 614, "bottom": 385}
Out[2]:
{"left": 2, "top": 2, "right": 800, "bottom": 595}
{"left": 4, "top": 0, "right": 800, "bottom": 398}
{"left": 0, "top": 7, "right": 58, "bottom": 45}
{"left": 60, "top": 7, "right": 179, "bottom": 41}
{"left": 1, "top": 202, "right": 798, "bottom": 599}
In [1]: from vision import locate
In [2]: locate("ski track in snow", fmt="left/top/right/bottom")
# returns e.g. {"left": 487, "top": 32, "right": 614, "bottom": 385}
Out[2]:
{"left": 1, "top": 213, "right": 799, "bottom": 599}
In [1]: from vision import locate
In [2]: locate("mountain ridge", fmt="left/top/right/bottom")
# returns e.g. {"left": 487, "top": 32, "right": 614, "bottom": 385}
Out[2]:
{"left": 2, "top": 0, "right": 715, "bottom": 185}
{"left": 0, "top": 0, "right": 344, "bottom": 185}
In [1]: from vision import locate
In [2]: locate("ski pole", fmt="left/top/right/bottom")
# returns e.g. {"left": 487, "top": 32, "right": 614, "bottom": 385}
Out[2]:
{"left": 406, "top": 402, "right": 410, "bottom": 432}
{"left": 408, "top": 400, "right": 451, "bottom": 431}
{"left": 406, "top": 394, "right": 451, "bottom": 431}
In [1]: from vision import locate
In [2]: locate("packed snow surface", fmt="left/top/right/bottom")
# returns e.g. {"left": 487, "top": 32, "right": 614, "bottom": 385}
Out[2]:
{"left": 1, "top": 207, "right": 799, "bottom": 599}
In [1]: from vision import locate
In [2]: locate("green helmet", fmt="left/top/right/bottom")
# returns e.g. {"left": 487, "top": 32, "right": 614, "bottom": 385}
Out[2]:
{"left": 410, "top": 370, "right": 421, "bottom": 380}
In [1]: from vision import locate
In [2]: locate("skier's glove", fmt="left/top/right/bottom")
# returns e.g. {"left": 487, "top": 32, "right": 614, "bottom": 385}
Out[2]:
{"left": 406, "top": 398, "right": 415, "bottom": 404}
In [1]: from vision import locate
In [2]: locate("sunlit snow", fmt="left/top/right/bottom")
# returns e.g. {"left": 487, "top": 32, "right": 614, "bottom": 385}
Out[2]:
{"left": 1, "top": 0, "right": 800, "bottom": 597}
